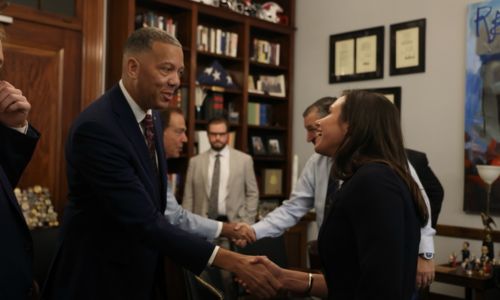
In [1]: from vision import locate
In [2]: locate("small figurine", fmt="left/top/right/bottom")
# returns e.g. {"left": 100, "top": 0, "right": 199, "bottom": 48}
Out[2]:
{"left": 257, "top": 2, "right": 283, "bottom": 23}
{"left": 475, "top": 257, "right": 482, "bottom": 271}
{"left": 462, "top": 258, "right": 473, "bottom": 275}
{"left": 462, "top": 241, "right": 470, "bottom": 261}
{"left": 483, "top": 260, "right": 492, "bottom": 276}
{"left": 480, "top": 245, "right": 490, "bottom": 265}
{"left": 483, "top": 233, "right": 495, "bottom": 260}
{"left": 449, "top": 252, "right": 458, "bottom": 267}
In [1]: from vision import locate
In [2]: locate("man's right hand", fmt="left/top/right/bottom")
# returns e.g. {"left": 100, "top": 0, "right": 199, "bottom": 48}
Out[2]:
{"left": 220, "top": 222, "right": 256, "bottom": 247}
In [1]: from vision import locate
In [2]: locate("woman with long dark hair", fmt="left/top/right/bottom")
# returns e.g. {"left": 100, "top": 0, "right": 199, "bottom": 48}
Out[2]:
{"left": 249, "top": 91, "right": 428, "bottom": 299}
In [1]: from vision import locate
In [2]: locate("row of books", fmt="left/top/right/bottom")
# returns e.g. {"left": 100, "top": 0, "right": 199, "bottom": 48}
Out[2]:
{"left": 251, "top": 38, "right": 281, "bottom": 66}
{"left": 196, "top": 25, "right": 239, "bottom": 57}
{"left": 171, "top": 87, "right": 189, "bottom": 113}
{"left": 195, "top": 91, "right": 225, "bottom": 121}
{"left": 247, "top": 103, "right": 272, "bottom": 126}
{"left": 136, "top": 11, "right": 177, "bottom": 37}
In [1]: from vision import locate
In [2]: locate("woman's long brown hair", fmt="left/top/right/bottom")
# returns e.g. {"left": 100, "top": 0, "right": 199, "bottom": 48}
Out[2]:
{"left": 333, "top": 90, "right": 429, "bottom": 226}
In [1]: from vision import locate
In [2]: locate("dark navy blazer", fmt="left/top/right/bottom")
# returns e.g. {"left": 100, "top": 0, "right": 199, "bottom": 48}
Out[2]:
{"left": 0, "top": 124, "right": 39, "bottom": 299}
{"left": 43, "top": 85, "right": 215, "bottom": 300}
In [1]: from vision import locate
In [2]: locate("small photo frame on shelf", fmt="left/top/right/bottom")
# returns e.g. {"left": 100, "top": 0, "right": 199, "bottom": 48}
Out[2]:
{"left": 251, "top": 136, "right": 266, "bottom": 155}
{"left": 257, "top": 75, "right": 286, "bottom": 97}
{"left": 267, "top": 138, "right": 282, "bottom": 155}
{"left": 390, "top": 19, "right": 426, "bottom": 75}
{"left": 263, "top": 169, "right": 283, "bottom": 195}
{"left": 329, "top": 26, "right": 384, "bottom": 83}
{"left": 248, "top": 75, "right": 258, "bottom": 93}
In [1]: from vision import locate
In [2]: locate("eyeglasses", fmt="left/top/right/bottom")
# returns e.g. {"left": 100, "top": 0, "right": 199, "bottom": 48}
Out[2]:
{"left": 208, "top": 132, "right": 228, "bottom": 137}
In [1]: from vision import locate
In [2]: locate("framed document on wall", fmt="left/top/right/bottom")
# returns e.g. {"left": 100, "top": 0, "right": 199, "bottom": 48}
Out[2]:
{"left": 357, "top": 87, "right": 402, "bottom": 114}
{"left": 390, "top": 19, "right": 426, "bottom": 75}
{"left": 329, "top": 26, "right": 384, "bottom": 83}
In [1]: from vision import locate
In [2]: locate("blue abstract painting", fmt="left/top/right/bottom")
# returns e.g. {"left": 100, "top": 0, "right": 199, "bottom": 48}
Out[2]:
{"left": 465, "top": 0, "right": 500, "bottom": 215}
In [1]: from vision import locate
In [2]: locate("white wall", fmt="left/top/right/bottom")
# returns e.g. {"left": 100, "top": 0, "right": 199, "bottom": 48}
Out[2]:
{"left": 293, "top": 0, "right": 499, "bottom": 297}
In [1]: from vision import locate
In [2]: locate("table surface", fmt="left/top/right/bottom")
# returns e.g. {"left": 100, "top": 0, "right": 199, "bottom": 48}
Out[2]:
{"left": 435, "top": 264, "right": 495, "bottom": 290}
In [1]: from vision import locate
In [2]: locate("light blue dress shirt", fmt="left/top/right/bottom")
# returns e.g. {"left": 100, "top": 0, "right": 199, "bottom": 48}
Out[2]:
{"left": 253, "top": 153, "right": 435, "bottom": 253}
{"left": 165, "top": 185, "right": 222, "bottom": 241}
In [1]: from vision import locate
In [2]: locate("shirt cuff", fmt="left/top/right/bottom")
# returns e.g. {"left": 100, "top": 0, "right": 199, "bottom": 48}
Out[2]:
{"left": 11, "top": 123, "right": 29, "bottom": 134}
{"left": 251, "top": 222, "right": 264, "bottom": 240}
{"left": 207, "top": 245, "right": 220, "bottom": 267}
{"left": 419, "top": 235, "right": 435, "bottom": 254}
{"left": 214, "top": 221, "right": 223, "bottom": 238}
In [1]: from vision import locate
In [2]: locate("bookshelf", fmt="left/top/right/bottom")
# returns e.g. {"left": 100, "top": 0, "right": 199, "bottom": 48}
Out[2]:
{"left": 106, "top": 0, "right": 295, "bottom": 211}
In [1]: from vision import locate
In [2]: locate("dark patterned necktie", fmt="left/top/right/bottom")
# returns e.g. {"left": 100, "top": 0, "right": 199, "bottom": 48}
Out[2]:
{"left": 323, "top": 167, "right": 338, "bottom": 224}
{"left": 208, "top": 154, "right": 221, "bottom": 219}
{"left": 141, "top": 113, "right": 158, "bottom": 173}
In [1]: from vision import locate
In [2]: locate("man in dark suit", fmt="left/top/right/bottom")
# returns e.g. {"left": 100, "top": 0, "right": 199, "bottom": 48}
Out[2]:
{"left": 0, "top": 25, "right": 40, "bottom": 300}
{"left": 406, "top": 149, "right": 444, "bottom": 228}
{"left": 42, "top": 27, "right": 279, "bottom": 300}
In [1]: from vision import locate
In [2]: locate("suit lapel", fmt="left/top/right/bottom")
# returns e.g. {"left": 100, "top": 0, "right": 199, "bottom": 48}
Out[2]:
{"left": 227, "top": 149, "right": 236, "bottom": 191}
{"left": 201, "top": 152, "right": 210, "bottom": 197}
{"left": 109, "top": 86, "right": 160, "bottom": 209}
{"left": 152, "top": 111, "right": 167, "bottom": 212}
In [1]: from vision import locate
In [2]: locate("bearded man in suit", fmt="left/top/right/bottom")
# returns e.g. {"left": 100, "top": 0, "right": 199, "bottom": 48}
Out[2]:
{"left": 182, "top": 117, "right": 258, "bottom": 224}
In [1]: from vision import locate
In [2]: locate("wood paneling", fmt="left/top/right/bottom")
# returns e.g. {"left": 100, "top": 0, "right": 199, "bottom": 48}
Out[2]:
{"left": 2, "top": 3, "right": 93, "bottom": 215}
{"left": 3, "top": 43, "right": 64, "bottom": 208}
{"left": 436, "top": 224, "right": 500, "bottom": 242}
{"left": 81, "top": 0, "right": 104, "bottom": 109}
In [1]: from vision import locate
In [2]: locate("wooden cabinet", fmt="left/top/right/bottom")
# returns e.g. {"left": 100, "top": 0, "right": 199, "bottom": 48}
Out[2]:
{"left": 106, "top": 0, "right": 295, "bottom": 205}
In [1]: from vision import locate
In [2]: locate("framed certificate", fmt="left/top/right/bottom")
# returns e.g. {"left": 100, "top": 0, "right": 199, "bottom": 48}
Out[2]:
{"left": 390, "top": 19, "right": 426, "bottom": 75}
{"left": 329, "top": 26, "right": 384, "bottom": 83}
{"left": 360, "top": 87, "right": 402, "bottom": 114}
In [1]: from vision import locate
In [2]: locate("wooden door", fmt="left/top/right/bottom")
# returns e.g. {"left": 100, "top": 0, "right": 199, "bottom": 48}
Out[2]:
{"left": 1, "top": 0, "right": 105, "bottom": 216}
{"left": 2, "top": 17, "right": 82, "bottom": 215}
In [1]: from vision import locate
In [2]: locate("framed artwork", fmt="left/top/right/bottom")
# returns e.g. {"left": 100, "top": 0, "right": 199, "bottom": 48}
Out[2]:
{"left": 267, "top": 138, "right": 282, "bottom": 155}
{"left": 360, "top": 87, "right": 402, "bottom": 113}
{"left": 464, "top": 1, "right": 500, "bottom": 215}
{"left": 263, "top": 169, "right": 283, "bottom": 195}
{"left": 390, "top": 19, "right": 426, "bottom": 75}
{"left": 251, "top": 136, "right": 266, "bottom": 155}
{"left": 329, "top": 26, "right": 384, "bottom": 83}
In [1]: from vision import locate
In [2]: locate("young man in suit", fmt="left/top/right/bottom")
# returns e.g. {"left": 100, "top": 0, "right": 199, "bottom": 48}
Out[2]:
{"left": 42, "top": 27, "right": 280, "bottom": 300}
{"left": 182, "top": 117, "right": 258, "bottom": 224}
{"left": 0, "top": 25, "right": 40, "bottom": 299}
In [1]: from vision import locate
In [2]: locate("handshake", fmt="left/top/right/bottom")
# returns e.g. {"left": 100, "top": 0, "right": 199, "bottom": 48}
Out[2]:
{"left": 214, "top": 247, "right": 308, "bottom": 299}
{"left": 215, "top": 223, "right": 319, "bottom": 298}
{"left": 221, "top": 222, "right": 257, "bottom": 247}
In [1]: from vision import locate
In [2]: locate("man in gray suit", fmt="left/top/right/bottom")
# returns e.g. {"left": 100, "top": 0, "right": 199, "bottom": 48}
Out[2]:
{"left": 183, "top": 116, "right": 258, "bottom": 224}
